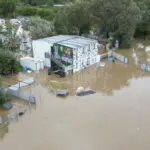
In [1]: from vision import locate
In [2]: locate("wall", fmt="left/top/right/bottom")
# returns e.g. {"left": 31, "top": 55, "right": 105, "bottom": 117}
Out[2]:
{"left": 32, "top": 40, "right": 51, "bottom": 67}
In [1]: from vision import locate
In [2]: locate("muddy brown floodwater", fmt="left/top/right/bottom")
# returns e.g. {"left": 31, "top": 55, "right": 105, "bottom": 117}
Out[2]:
{"left": 0, "top": 43, "right": 150, "bottom": 150}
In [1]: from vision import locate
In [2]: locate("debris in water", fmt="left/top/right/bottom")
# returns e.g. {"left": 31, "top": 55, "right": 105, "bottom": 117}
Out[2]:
{"left": 141, "top": 64, "right": 150, "bottom": 72}
{"left": 0, "top": 117, "right": 3, "bottom": 125}
{"left": 111, "top": 52, "right": 129, "bottom": 64}
{"left": 18, "top": 112, "right": 25, "bottom": 116}
{"left": 27, "top": 70, "right": 32, "bottom": 73}
{"left": 9, "top": 77, "right": 34, "bottom": 91}
{"left": 147, "top": 58, "right": 150, "bottom": 63}
{"left": 76, "top": 87, "right": 96, "bottom": 96}
{"left": 98, "top": 62, "right": 105, "bottom": 67}
{"left": 3, "top": 103, "right": 13, "bottom": 110}
{"left": 145, "top": 46, "right": 150, "bottom": 52}
{"left": 56, "top": 89, "right": 69, "bottom": 97}
{"left": 108, "top": 58, "right": 113, "bottom": 64}
{"left": 137, "top": 43, "right": 144, "bottom": 49}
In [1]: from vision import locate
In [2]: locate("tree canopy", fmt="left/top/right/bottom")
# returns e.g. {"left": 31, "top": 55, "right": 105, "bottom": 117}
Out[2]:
{"left": 0, "top": 0, "right": 150, "bottom": 48}
{"left": 0, "top": 0, "right": 16, "bottom": 18}
{"left": 55, "top": 1, "right": 91, "bottom": 35}
{"left": 90, "top": 0, "right": 140, "bottom": 47}
{"left": 23, "top": 17, "right": 55, "bottom": 40}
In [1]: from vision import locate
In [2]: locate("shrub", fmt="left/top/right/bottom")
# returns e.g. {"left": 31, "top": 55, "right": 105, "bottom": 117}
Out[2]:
{"left": 0, "top": 89, "right": 10, "bottom": 105}
{"left": 16, "top": 6, "right": 37, "bottom": 16}
{"left": 0, "top": 51, "right": 23, "bottom": 75}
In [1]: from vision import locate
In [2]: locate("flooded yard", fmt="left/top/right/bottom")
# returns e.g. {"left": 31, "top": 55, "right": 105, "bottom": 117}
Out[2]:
{"left": 0, "top": 40, "right": 150, "bottom": 150}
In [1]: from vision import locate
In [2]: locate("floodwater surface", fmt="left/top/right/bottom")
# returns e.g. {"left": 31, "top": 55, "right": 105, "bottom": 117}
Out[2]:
{"left": 0, "top": 41, "right": 150, "bottom": 150}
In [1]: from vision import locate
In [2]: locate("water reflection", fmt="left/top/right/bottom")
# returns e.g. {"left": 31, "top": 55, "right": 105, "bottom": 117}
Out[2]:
{"left": 0, "top": 123, "right": 8, "bottom": 141}
{"left": 43, "top": 50, "right": 149, "bottom": 96}
{"left": 0, "top": 112, "right": 9, "bottom": 141}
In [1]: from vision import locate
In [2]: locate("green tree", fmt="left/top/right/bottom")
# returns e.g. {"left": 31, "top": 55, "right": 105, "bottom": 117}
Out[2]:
{"left": 55, "top": 1, "right": 91, "bottom": 35}
{"left": 0, "top": 0, "right": 16, "bottom": 18}
{"left": 23, "top": 17, "right": 55, "bottom": 40}
{"left": 134, "top": 0, "right": 150, "bottom": 38}
{"left": 0, "top": 50, "right": 22, "bottom": 75}
{"left": 90, "top": 0, "right": 140, "bottom": 48}
{"left": 21, "top": 0, "right": 51, "bottom": 6}
{"left": 37, "top": 9, "right": 54, "bottom": 21}
{"left": 1, "top": 22, "right": 21, "bottom": 55}
{"left": 16, "top": 6, "right": 37, "bottom": 16}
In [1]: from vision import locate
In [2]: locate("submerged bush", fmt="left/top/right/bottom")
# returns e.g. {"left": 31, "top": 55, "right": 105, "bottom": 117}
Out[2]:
{"left": 0, "top": 89, "right": 9, "bottom": 105}
{"left": 0, "top": 51, "right": 23, "bottom": 75}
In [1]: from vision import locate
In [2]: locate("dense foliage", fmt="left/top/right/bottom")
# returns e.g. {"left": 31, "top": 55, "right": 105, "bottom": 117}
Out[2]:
{"left": 0, "top": 22, "right": 21, "bottom": 54}
{"left": 0, "top": 51, "right": 22, "bottom": 75}
{"left": 0, "top": 89, "right": 10, "bottom": 105}
{"left": 23, "top": 17, "right": 55, "bottom": 40}
{"left": 0, "top": 23, "right": 23, "bottom": 75}
{"left": 90, "top": 0, "right": 140, "bottom": 48}
{"left": 55, "top": 1, "right": 91, "bottom": 35}
{"left": 0, "top": 0, "right": 150, "bottom": 48}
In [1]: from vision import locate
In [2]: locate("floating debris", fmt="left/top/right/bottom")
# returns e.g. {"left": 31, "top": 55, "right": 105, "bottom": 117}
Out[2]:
{"left": 145, "top": 46, "right": 150, "bottom": 52}
{"left": 111, "top": 52, "right": 129, "bottom": 64}
{"left": 141, "top": 64, "right": 150, "bottom": 72}
{"left": 56, "top": 89, "right": 69, "bottom": 97}
{"left": 137, "top": 43, "right": 144, "bottom": 49}
{"left": 76, "top": 87, "right": 96, "bottom": 96}
{"left": 97, "top": 62, "right": 105, "bottom": 67}
{"left": 9, "top": 77, "right": 34, "bottom": 91}
{"left": 0, "top": 117, "right": 3, "bottom": 125}
{"left": 3, "top": 103, "right": 13, "bottom": 110}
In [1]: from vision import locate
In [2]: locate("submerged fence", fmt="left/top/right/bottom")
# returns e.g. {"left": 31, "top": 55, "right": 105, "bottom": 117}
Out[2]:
{"left": 111, "top": 51, "right": 129, "bottom": 64}
{"left": 7, "top": 88, "right": 36, "bottom": 104}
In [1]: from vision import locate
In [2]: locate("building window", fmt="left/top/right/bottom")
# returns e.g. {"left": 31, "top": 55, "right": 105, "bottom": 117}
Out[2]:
{"left": 45, "top": 52, "right": 50, "bottom": 58}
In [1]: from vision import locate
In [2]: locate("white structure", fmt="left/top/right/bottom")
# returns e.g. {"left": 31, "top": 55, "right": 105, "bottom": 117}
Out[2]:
{"left": 53, "top": 4, "right": 65, "bottom": 7}
{"left": 32, "top": 35, "right": 99, "bottom": 73}
{"left": 10, "top": 19, "right": 21, "bottom": 25}
{"left": 32, "top": 35, "right": 74, "bottom": 67}
{"left": 0, "top": 18, "right": 5, "bottom": 25}
{"left": 20, "top": 57, "right": 44, "bottom": 71}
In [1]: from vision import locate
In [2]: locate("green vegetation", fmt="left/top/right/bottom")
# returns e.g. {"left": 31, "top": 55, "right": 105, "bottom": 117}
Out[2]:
{"left": 0, "top": 78, "right": 9, "bottom": 106}
{"left": 0, "top": 22, "right": 20, "bottom": 54}
{"left": 0, "top": 0, "right": 150, "bottom": 48}
{"left": 0, "top": 23, "right": 23, "bottom": 75}
{"left": 0, "top": 0, "right": 16, "bottom": 18}
{"left": 0, "top": 89, "right": 10, "bottom": 106}
{"left": 23, "top": 17, "right": 55, "bottom": 40}
{"left": 55, "top": 1, "right": 91, "bottom": 35}
{"left": 0, "top": 51, "right": 22, "bottom": 75}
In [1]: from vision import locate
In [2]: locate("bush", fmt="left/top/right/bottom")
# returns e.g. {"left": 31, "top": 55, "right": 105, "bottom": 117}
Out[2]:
{"left": 0, "top": 51, "right": 23, "bottom": 75}
{"left": 0, "top": 90, "right": 7, "bottom": 105}
{"left": 16, "top": 6, "right": 37, "bottom": 16}
{"left": 37, "top": 9, "right": 54, "bottom": 20}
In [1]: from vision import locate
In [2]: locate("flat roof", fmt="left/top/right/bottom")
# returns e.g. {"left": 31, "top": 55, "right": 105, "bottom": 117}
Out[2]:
{"left": 35, "top": 35, "right": 97, "bottom": 48}
{"left": 57, "top": 36, "right": 97, "bottom": 48}
{"left": 36, "top": 35, "right": 75, "bottom": 44}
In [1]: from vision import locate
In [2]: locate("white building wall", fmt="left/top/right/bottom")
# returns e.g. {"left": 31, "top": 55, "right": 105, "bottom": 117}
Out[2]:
{"left": 32, "top": 40, "right": 52, "bottom": 67}
{"left": 72, "top": 41, "right": 99, "bottom": 73}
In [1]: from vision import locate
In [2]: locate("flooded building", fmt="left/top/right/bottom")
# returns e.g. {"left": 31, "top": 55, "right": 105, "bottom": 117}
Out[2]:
{"left": 32, "top": 35, "right": 99, "bottom": 73}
